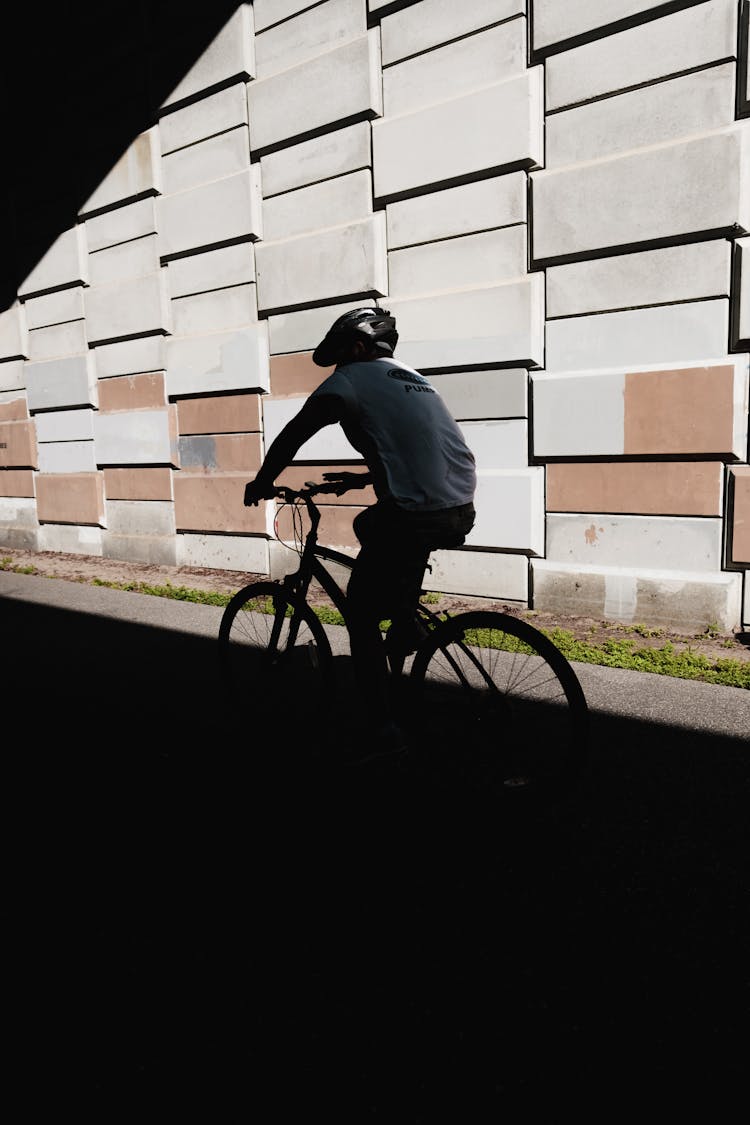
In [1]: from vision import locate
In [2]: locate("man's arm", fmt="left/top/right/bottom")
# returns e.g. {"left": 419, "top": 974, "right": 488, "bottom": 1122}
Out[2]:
{"left": 244, "top": 394, "right": 343, "bottom": 506}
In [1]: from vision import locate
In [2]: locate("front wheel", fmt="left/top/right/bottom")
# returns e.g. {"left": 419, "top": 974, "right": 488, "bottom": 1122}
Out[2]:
{"left": 409, "top": 611, "right": 588, "bottom": 792}
{"left": 218, "top": 581, "right": 334, "bottom": 705}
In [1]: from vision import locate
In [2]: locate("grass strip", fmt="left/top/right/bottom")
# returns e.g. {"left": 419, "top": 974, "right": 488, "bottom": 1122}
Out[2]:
{"left": 2, "top": 558, "right": 747, "bottom": 688}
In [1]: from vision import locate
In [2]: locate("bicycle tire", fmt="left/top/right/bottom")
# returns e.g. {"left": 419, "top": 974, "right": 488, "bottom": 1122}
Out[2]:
{"left": 409, "top": 611, "right": 588, "bottom": 792}
{"left": 218, "top": 581, "right": 334, "bottom": 704}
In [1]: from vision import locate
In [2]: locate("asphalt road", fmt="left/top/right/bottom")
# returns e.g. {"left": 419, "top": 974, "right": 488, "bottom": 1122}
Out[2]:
{"left": 2, "top": 572, "right": 748, "bottom": 1116}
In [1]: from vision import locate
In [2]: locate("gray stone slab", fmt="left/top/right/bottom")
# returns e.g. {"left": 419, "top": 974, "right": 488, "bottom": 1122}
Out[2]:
{"left": 260, "top": 122, "right": 371, "bottom": 197}
{"left": 28, "top": 322, "right": 87, "bottom": 362}
{"left": 380, "top": 0, "right": 524, "bottom": 65}
{"left": 94, "top": 410, "right": 177, "bottom": 466}
{"left": 388, "top": 226, "right": 526, "bottom": 298}
{"left": 88, "top": 236, "right": 161, "bottom": 288}
{"left": 373, "top": 69, "right": 543, "bottom": 200}
{"left": 547, "top": 240, "right": 731, "bottom": 318}
{"left": 171, "top": 284, "right": 258, "bottom": 337}
{"left": 546, "top": 0, "right": 737, "bottom": 111}
{"left": 35, "top": 408, "right": 96, "bottom": 443}
{"left": 25, "top": 355, "right": 97, "bottom": 412}
{"left": 0, "top": 303, "right": 28, "bottom": 360}
{"left": 159, "top": 84, "right": 249, "bottom": 154}
{"left": 161, "top": 3, "right": 255, "bottom": 107}
{"left": 166, "top": 243, "right": 256, "bottom": 299}
{"left": 262, "top": 169, "right": 373, "bottom": 241}
{"left": 18, "top": 226, "right": 89, "bottom": 297}
{"left": 80, "top": 128, "right": 161, "bottom": 216}
{"left": 157, "top": 168, "right": 263, "bottom": 258}
{"left": 38, "top": 440, "right": 97, "bottom": 474}
{"left": 84, "top": 272, "right": 170, "bottom": 345}
{"left": 386, "top": 173, "right": 526, "bottom": 249}
{"left": 426, "top": 368, "right": 528, "bottom": 420}
{"left": 23, "top": 288, "right": 85, "bottom": 330}
{"left": 547, "top": 62, "right": 736, "bottom": 168}
{"left": 161, "top": 126, "right": 250, "bottom": 195}
{"left": 533, "top": 0, "right": 694, "bottom": 52}
{"left": 166, "top": 325, "right": 270, "bottom": 396}
{"left": 93, "top": 337, "right": 165, "bottom": 379}
{"left": 546, "top": 512, "right": 724, "bottom": 571}
{"left": 255, "top": 0, "right": 366, "bottom": 78}
{"left": 85, "top": 199, "right": 157, "bottom": 254}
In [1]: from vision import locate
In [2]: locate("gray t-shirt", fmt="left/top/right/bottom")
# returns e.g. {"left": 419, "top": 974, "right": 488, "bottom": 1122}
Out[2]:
{"left": 310, "top": 357, "right": 476, "bottom": 511}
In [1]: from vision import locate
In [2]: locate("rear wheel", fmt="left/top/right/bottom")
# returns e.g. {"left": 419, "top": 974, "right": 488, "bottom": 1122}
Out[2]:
{"left": 409, "top": 611, "right": 588, "bottom": 792}
{"left": 218, "top": 581, "right": 333, "bottom": 706}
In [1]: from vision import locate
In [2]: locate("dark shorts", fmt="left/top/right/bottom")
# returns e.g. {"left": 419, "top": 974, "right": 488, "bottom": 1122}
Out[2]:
{"left": 347, "top": 498, "right": 475, "bottom": 624}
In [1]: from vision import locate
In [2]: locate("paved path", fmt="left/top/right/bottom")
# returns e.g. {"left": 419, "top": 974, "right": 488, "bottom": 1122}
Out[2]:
{"left": 1, "top": 569, "right": 748, "bottom": 1113}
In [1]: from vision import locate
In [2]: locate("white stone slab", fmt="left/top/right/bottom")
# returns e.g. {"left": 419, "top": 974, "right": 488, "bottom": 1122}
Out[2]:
{"left": 35, "top": 408, "right": 96, "bottom": 443}
{"left": 262, "top": 396, "right": 357, "bottom": 459}
{"left": 426, "top": 547, "right": 529, "bottom": 602}
{"left": 744, "top": 572, "right": 749, "bottom": 628}
{"left": 247, "top": 32, "right": 382, "bottom": 153}
{"left": 159, "top": 84, "right": 249, "bottom": 155}
{"left": 105, "top": 499, "right": 176, "bottom": 536}
{"left": 93, "top": 337, "right": 165, "bottom": 379}
{"left": 162, "top": 3, "right": 255, "bottom": 107}
{"left": 262, "top": 169, "right": 373, "bottom": 241}
{"left": 38, "top": 523, "right": 102, "bottom": 554}
{"left": 383, "top": 19, "right": 526, "bottom": 117}
{"left": 94, "top": 410, "right": 177, "bottom": 466}
{"left": 533, "top": 0, "right": 691, "bottom": 52}
{"left": 388, "top": 276, "right": 545, "bottom": 370}
{"left": 260, "top": 122, "right": 371, "bottom": 197}
{"left": 0, "top": 497, "right": 37, "bottom": 530}
{"left": 255, "top": 0, "right": 366, "bottom": 78}
{"left": 546, "top": 513, "right": 725, "bottom": 572}
{"left": 101, "top": 530, "right": 177, "bottom": 566}
{"left": 38, "top": 440, "right": 97, "bottom": 474}
{"left": 732, "top": 236, "right": 750, "bottom": 347}
{"left": 547, "top": 240, "right": 732, "bottom": 318}
{"left": 460, "top": 418, "right": 527, "bottom": 469}
{"left": 532, "top": 370, "right": 626, "bottom": 457}
{"left": 157, "top": 168, "right": 263, "bottom": 257}
{"left": 546, "top": 0, "right": 737, "bottom": 111}
{"left": 171, "top": 283, "right": 258, "bottom": 336}
{"left": 547, "top": 63, "right": 736, "bottom": 168}
{"left": 166, "top": 324, "right": 270, "bottom": 396}
{"left": 254, "top": 0, "right": 315, "bottom": 30}
{"left": 161, "top": 126, "right": 250, "bottom": 194}
{"left": 426, "top": 369, "right": 528, "bottom": 420}
{"left": 531, "top": 559, "right": 744, "bottom": 633}
{"left": 532, "top": 127, "right": 750, "bottom": 264}
{"left": 84, "top": 271, "right": 170, "bottom": 344}
{"left": 467, "top": 468, "right": 545, "bottom": 554}
{"left": 85, "top": 198, "right": 157, "bottom": 254}
{"left": 166, "top": 243, "right": 256, "bottom": 299}
{"left": 25, "top": 354, "right": 97, "bottom": 412}
{"left": 386, "top": 173, "right": 526, "bottom": 249}
{"left": 0, "top": 362, "right": 25, "bottom": 393}
{"left": 176, "top": 531, "right": 269, "bottom": 574}
{"left": 255, "top": 214, "right": 387, "bottom": 312}
{"left": 80, "top": 128, "right": 161, "bottom": 215}
{"left": 267, "top": 299, "right": 378, "bottom": 354}
{"left": 0, "top": 303, "right": 28, "bottom": 360}
{"left": 373, "top": 68, "right": 543, "bottom": 200}
{"left": 23, "top": 287, "right": 85, "bottom": 330}
{"left": 28, "top": 322, "right": 88, "bottom": 361}
{"left": 380, "top": 0, "right": 525, "bottom": 65}
{"left": 388, "top": 226, "right": 526, "bottom": 298}
{"left": 88, "top": 235, "right": 161, "bottom": 287}
{"left": 18, "top": 226, "right": 89, "bottom": 297}
{"left": 546, "top": 299, "right": 729, "bottom": 373}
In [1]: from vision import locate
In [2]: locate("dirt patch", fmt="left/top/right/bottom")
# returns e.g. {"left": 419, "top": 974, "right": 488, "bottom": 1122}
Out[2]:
{"left": 1, "top": 544, "right": 748, "bottom": 666}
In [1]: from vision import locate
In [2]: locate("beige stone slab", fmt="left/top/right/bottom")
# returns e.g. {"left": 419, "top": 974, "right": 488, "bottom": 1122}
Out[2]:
{"left": 730, "top": 466, "right": 750, "bottom": 564}
{"left": 275, "top": 501, "right": 366, "bottom": 549}
{"left": 97, "top": 372, "right": 167, "bottom": 413}
{"left": 0, "top": 469, "right": 34, "bottom": 497}
{"left": 176, "top": 392, "right": 262, "bottom": 435}
{"left": 173, "top": 473, "right": 268, "bottom": 534}
{"left": 0, "top": 420, "right": 37, "bottom": 468}
{"left": 270, "top": 352, "right": 334, "bottom": 397}
{"left": 623, "top": 365, "right": 738, "bottom": 456}
{"left": 274, "top": 463, "right": 374, "bottom": 505}
{"left": 103, "top": 467, "right": 173, "bottom": 501}
{"left": 178, "top": 433, "right": 263, "bottom": 473}
{"left": 546, "top": 461, "right": 724, "bottom": 516}
{"left": 36, "top": 472, "right": 105, "bottom": 525}
{"left": 0, "top": 397, "right": 28, "bottom": 422}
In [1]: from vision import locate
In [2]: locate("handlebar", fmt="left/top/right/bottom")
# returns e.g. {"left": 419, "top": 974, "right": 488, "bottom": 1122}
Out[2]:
{"left": 274, "top": 472, "right": 371, "bottom": 502}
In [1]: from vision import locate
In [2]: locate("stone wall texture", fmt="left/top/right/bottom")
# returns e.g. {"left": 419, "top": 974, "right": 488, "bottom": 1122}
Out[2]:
{"left": 1, "top": 0, "right": 749, "bottom": 630}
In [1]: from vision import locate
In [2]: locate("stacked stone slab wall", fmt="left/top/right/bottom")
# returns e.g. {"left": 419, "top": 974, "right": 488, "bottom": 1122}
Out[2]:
{"left": 0, "top": 0, "right": 748, "bottom": 632}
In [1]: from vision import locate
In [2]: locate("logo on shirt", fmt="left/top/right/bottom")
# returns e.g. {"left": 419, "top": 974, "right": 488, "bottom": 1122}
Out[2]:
{"left": 386, "top": 368, "right": 435, "bottom": 394}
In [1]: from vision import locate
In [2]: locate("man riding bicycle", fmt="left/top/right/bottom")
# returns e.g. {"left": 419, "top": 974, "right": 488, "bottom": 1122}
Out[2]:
{"left": 244, "top": 307, "right": 476, "bottom": 756}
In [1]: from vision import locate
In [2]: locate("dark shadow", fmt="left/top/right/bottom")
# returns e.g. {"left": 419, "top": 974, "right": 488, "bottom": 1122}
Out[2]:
{"left": 1, "top": 1, "right": 243, "bottom": 307}
{"left": 2, "top": 591, "right": 748, "bottom": 1114}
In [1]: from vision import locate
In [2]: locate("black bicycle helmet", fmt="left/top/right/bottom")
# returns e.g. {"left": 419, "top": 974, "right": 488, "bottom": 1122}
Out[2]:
{"left": 312, "top": 306, "right": 398, "bottom": 366}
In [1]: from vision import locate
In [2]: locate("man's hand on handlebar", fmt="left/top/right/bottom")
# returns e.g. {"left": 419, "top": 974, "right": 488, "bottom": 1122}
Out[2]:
{"left": 321, "top": 471, "right": 372, "bottom": 495}
{"left": 243, "top": 478, "right": 277, "bottom": 507}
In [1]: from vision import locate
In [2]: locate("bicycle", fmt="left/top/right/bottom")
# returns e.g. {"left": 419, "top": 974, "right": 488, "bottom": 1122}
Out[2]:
{"left": 218, "top": 474, "right": 589, "bottom": 790}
